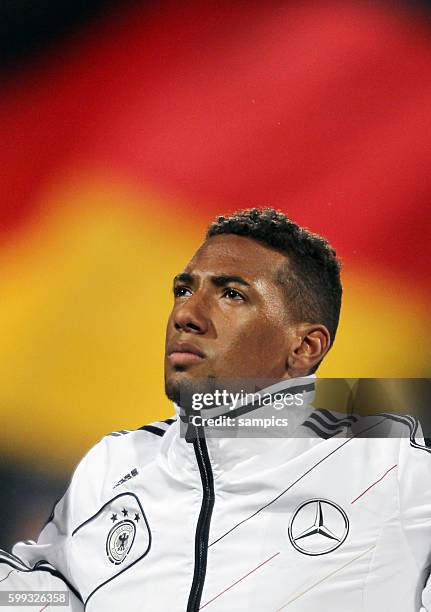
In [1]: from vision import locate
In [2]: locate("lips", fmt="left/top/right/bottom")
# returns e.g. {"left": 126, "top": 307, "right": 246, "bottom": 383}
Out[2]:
{"left": 167, "top": 342, "right": 206, "bottom": 367}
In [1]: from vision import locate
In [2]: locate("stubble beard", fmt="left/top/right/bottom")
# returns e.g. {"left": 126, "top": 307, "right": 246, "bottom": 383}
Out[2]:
{"left": 164, "top": 370, "right": 218, "bottom": 412}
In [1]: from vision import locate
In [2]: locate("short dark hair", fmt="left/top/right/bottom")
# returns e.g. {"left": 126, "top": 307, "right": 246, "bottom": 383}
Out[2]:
{"left": 206, "top": 208, "right": 342, "bottom": 372}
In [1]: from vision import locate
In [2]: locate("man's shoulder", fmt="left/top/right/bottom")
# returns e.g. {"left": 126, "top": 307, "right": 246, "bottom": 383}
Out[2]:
{"left": 304, "top": 407, "right": 430, "bottom": 448}
{"left": 101, "top": 416, "right": 177, "bottom": 446}
{"left": 37, "top": 416, "right": 178, "bottom": 531}
{"left": 69, "top": 416, "right": 178, "bottom": 492}
{"left": 94, "top": 415, "right": 178, "bottom": 462}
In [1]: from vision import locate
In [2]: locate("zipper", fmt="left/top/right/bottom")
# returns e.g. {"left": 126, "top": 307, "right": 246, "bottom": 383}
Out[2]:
{"left": 186, "top": 425, "right": 215, "bottom": 612}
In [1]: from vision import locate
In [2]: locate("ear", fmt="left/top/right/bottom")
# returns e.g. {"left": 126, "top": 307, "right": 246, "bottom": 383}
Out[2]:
{"left": 286, "top": 323, "right": 331, "bottom": 376}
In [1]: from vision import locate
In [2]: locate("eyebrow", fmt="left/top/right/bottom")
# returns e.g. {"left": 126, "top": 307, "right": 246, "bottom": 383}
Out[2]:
{"left": 211, "top": 275, "right": 250, "bottom": 287}
{"left": 173, "top": 273, "right": 251, "bottom": 287}
{"left": 173, "top": 273, "right": 194, "bottom": 285}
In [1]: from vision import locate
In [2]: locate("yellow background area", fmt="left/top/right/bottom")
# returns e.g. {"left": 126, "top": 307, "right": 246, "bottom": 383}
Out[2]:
{"left": 0, "top": 172, "right": 429, "bottom": 471}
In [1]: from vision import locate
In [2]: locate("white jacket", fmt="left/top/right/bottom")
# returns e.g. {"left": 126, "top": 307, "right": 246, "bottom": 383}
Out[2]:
{"left": 1, "top": 376, "right": 431, "bottom": 611}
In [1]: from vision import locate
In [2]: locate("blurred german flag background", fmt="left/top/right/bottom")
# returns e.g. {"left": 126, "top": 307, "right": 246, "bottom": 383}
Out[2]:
{"left": 1, "top": 0, "right": 430, "bottom": 546}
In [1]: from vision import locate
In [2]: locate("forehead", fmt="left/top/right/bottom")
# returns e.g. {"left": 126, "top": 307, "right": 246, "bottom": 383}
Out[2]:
{"left": 185, "top": 234, "right": 288, "bottom": 280}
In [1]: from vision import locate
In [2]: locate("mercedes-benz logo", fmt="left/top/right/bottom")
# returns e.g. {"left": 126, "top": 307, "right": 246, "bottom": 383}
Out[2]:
{"left": 288, "top": 499, "right": 349, "bottom": 556}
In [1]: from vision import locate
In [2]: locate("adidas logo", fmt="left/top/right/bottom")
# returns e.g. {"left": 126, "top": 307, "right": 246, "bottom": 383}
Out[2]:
{"left": 113, "top": 467, "right": 139, "bottom": 489}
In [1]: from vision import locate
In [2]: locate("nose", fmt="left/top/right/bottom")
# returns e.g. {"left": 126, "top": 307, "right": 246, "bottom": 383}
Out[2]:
{"left": 173, "top": 294, "right": 210, "bottom": 334}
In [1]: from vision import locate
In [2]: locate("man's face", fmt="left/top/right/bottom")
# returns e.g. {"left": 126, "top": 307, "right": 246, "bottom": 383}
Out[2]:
{"left": 164, "top": 234, "right": 299, "bottom": 404}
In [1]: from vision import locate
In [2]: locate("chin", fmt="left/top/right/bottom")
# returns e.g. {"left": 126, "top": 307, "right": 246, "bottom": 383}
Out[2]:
{"left": 164, "top": 368, "right": 195, "bottom": 400}
{"left": 164, "top": 370, "right": 217, "bottom": 409}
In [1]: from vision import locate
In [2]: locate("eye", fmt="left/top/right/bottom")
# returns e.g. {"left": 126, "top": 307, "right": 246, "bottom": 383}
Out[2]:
{"left": 174, "top": 285, "right": 192, "bottom": 298}
{"left": 223, "top": 288, "right": 245, "bottom": 301}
